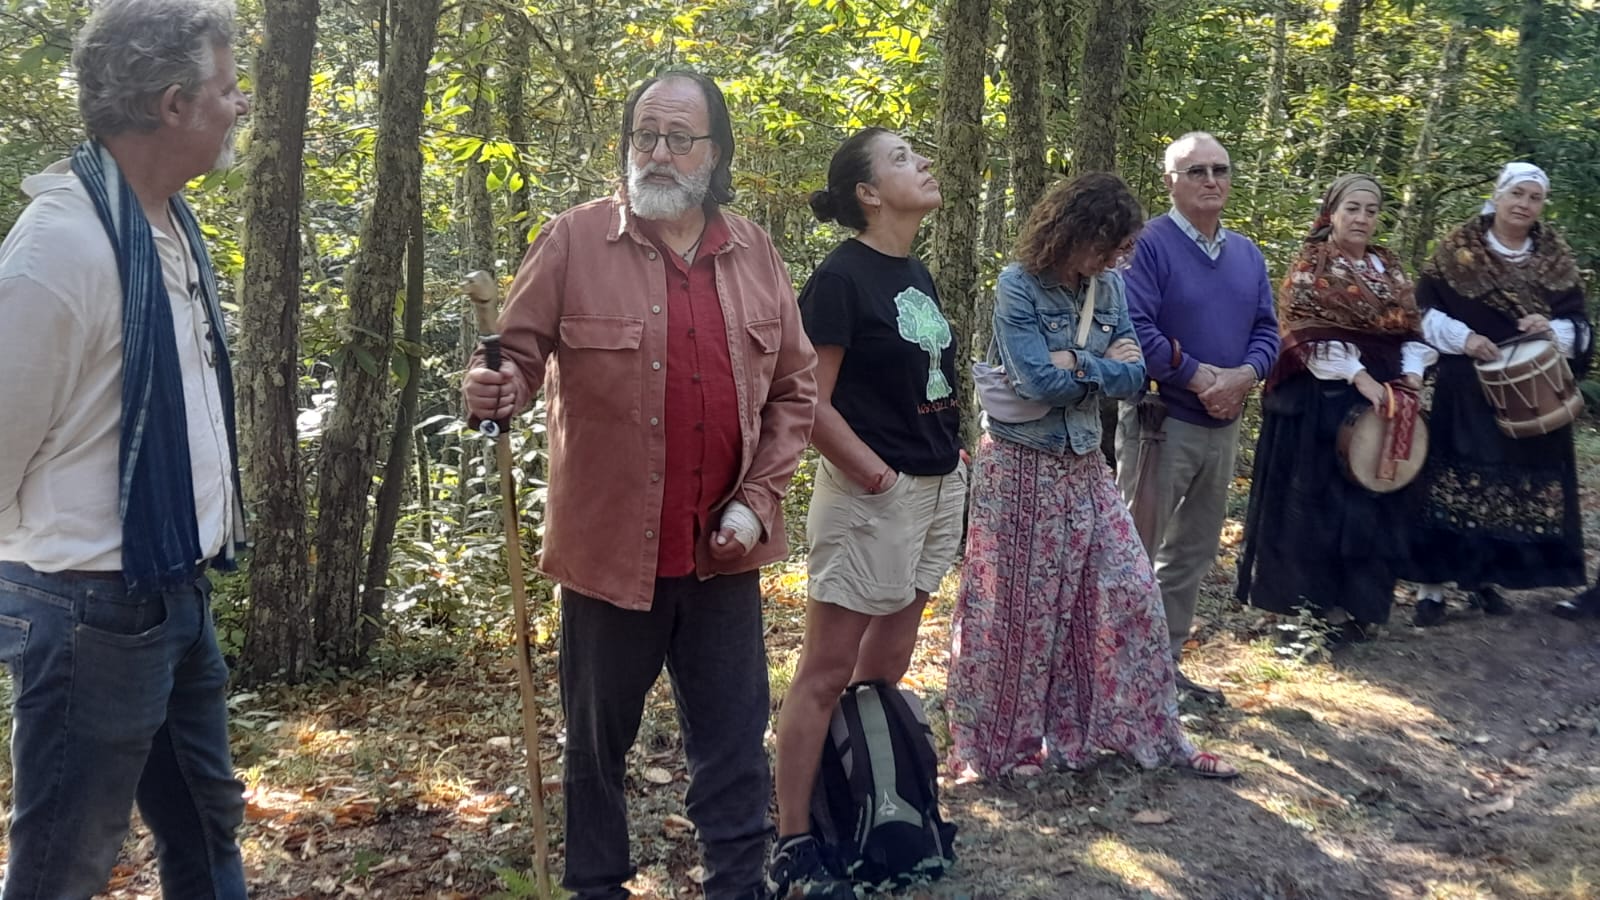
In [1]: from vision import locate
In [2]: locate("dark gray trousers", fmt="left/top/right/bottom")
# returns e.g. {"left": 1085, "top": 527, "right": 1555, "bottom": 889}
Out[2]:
{"left": 559, "top": 571, "right": 771, "bottom": 900}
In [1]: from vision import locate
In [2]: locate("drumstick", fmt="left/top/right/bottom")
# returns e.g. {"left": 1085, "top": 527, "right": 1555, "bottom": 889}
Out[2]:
{"left": 1498, "top": 328, "right": 1556, "bottom": 348}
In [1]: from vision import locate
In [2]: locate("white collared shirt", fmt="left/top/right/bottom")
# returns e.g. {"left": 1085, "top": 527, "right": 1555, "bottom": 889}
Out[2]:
{"left": 0, "top": 159, "right": 234, "bottom": 572}
{"left": 1168, "top": 207, "right": 1228, "bottom": 260}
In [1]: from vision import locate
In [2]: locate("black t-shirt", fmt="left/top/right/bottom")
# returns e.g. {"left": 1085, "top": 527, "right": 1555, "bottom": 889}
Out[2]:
{"left": 799, "top": 238, "right": 962, "bottom": 476}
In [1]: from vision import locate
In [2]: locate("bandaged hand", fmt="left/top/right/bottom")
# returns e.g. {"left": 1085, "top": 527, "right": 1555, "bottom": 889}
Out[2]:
{"left": 717, "top": 499, "right": 762, "bottom": 554}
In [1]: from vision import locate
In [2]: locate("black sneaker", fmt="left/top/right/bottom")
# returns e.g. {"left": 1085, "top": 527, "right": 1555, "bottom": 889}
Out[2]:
{"left": 1553, "top": 583, "right": 1600, "bottom": 620}
{"left": 764, "top": 834, "right": 854, "bottom": 900}
{"left": 1413, "top": 597, "right": 1446, "bottom": 627}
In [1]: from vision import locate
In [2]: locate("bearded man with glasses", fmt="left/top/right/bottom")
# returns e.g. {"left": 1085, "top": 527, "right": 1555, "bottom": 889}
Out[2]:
{"left": 1113, "top": 131, "right": 1280, "bottom": 700}
{"left": 463, "top": 70, "right": 817, "bottom": 900}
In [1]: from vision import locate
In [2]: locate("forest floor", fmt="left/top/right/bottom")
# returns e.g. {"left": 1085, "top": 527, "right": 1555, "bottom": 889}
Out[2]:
{"left": 4, "top": 431, "right": 1600, "bottom": 900}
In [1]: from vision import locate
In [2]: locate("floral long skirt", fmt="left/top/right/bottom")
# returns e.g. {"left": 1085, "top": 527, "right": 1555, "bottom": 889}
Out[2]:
{"left": 946, "top": 435, "right": 1192, "bottom": 778}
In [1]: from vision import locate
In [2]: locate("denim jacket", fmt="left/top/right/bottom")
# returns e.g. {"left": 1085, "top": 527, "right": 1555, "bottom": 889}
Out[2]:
{"left": 986, "top": 263, "right": 1146, "bottom": 456}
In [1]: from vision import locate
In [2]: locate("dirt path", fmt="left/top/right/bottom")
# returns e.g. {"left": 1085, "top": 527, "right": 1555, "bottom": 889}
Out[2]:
{"left": 934, "top": 603, "right": 1600, "bottom": 899}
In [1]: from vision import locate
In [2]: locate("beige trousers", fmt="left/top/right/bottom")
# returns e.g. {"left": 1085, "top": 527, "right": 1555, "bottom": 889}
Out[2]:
{"left": 1115, "top": 405, "right": 1241, "bottom": 659}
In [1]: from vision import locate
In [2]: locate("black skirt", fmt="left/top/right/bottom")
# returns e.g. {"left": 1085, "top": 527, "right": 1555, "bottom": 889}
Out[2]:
{"left": 1235, "top": 373, "right": 1416, "bottom": 625}
{"left": 1400, "top": 355, "right": 1584, "bottom": 590}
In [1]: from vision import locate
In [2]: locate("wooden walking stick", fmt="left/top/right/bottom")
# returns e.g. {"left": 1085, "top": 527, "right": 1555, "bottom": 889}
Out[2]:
{"left": 464, "top": 270, "right": 554, "bottom": 900}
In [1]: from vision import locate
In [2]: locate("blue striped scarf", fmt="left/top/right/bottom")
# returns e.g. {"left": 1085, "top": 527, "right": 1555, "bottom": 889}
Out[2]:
{"left": 70, "top": 140, "right": 242, "bottom": 590}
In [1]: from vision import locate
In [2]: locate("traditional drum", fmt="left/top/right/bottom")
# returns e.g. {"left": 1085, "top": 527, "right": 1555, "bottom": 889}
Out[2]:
{"left": 1337, "top": 386, "right": 1428, "bottom": 493}
{"left": 1474, "top": 338, "right": 1583, "bottom": 438}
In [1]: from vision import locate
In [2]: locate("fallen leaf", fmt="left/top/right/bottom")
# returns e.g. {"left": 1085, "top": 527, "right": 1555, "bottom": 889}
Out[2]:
{"left": 643, "top": 766, "right": 674, "bottom": 785}
{"left": 663, "top": 813, "right": 695, "bottom": 837}
{"left": 488, "top": 736, "right": 513, "bottom": 749}
{"left": 1465, "top": 795, "right": 1515, "bottom": 818}
{"left": 1132, "top": 809, "right": 1173, "bottom": 825}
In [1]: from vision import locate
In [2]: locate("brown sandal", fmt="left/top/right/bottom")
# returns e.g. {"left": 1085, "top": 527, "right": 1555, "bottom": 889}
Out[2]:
{"left": 1184, "top": 751, "right": 1240, "bottom": 780}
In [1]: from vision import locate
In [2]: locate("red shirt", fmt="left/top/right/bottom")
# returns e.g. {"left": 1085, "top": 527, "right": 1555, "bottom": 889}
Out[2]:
{"left": 645, "top": 212, "right": 742, "bottom": 577}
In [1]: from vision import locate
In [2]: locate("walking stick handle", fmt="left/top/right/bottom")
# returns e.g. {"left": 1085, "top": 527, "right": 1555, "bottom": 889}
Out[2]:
{"left": 465, "top": 270, "right": 500, "bottom": 334}
{"left": 463, "top": 271, "right": 510, "bottom": 437}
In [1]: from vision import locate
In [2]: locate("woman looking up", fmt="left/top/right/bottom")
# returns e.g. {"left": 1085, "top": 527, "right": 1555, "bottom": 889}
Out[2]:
{"left": 766, "top": 127, "right": 966, "bottom": 899}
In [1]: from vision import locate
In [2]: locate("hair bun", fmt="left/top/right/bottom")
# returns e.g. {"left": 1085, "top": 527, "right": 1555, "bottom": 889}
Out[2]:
{"left": 808, "top": 189, "right": 837, "bottom": 223}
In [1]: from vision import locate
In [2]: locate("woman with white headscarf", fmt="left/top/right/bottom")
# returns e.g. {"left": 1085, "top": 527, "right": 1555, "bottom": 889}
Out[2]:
{"left": 1405, "top": 163, "right": 1595, "bottom": 624}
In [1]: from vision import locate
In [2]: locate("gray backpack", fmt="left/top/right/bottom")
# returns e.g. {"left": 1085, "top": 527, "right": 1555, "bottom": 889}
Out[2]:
{"left": 808, "top": 681, "right": 957, "bottom": 889}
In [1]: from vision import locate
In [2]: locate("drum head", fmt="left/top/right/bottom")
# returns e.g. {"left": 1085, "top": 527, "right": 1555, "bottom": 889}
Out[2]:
{"left": 1337, "top": 404, "right": 1428, "bottom": 493}
{"left": 1479, "top": 337, "right": 1555, "bottom": 373}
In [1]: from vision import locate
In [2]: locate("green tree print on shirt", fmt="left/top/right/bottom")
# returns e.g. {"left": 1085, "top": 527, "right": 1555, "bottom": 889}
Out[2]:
{"left": 894, "top": 286, "right": 953, "bottom": 401}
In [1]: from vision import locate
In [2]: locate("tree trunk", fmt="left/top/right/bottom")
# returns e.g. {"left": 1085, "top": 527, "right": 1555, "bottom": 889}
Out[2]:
{"left": 1071, "top": 0, "right": 1130, "bottom": 174}
{"left": 360, "top": 210, "right": 425, "bottom": 658}
{"left": 1514, "top": 0, "right": 1544, "bottom": 158}
{"left": 236, "top": 0, "right": 319, "bottom": 685}
{"left": 1400, "top": 28, "right": 1468, "bottom": 270}
{"left": 1006, "top": 0, "right": 1048, "bottom": 218}
{"left": 1044, "top": 0, "right": 1084, "bottom": 121}
{"left": 1249, "top": 4, "right": 1291, "bottom": 233}
{"left": 930, "top": 0, "right": 993, "bottom": 453}
{"left": 462, "top": 3, "right": 495, "bottom": 275}
{"left": 500, "top": 7, "right": 534, "bottom": 258}
{"left": 1262, "top": 6, "right": 1288, "bottom": 133}
{"left": 1317, "top": 0, "right": 1366, "bottom": 170}
{"left": 309, "top": 0, "right": 442, "bottom": 668}
{"left": 978, "top": 157, "right": 1009, "bottom": 350}
{"left": 982, "top": 155, "right": 1010, "bottom": 264}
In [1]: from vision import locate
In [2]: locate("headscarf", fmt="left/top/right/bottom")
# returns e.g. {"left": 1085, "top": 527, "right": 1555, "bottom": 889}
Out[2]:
{"left": 1481, "top": 162, "right": 1550, "bottom": 215}
{"left": 1269, "top": 174, "right": 1421, "bottom": 389}
{"left": 1306, "top": 173, "right": 1383, "bottom": 244}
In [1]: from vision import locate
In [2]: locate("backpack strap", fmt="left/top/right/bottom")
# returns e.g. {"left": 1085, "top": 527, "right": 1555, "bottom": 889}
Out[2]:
{"left": 837, "top": 685, "right": 876, "bottom": 823}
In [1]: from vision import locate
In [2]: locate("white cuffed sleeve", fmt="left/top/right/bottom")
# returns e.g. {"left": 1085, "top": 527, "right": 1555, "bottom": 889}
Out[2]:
{"left": 1422, "top": 308, "right": 1474, "bottom": 356}
{"left": 1550, "top": 319, "right": 1578, "bottom": 358}
{"left": 1401, "top": 341, "right": 1439, "bottom": 376}
{"left": 1303, "top": 341, "right": 1365, "bottom": 382}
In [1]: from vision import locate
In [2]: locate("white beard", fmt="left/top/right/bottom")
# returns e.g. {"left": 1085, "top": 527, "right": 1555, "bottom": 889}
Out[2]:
{"left": 627, "top": 156, "right": 714, "bottom": 221}
{"left": 187, "top": 115, "right": 239, "bottom": 172}
{"left": 212, "top": 129, "right": 237, "bottom": 171}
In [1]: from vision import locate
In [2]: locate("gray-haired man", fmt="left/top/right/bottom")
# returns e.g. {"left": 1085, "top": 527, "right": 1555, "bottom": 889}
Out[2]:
{"left": 1116, "top": 132, "right": 1279, "bottom": 697}
{"left": 0, "top": 0, "right": 251, "bottom": 895}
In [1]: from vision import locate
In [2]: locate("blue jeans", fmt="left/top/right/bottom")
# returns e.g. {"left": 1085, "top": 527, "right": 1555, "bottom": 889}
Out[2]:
{"left": 0, "top": 563, "right": 246, "bottom": 900}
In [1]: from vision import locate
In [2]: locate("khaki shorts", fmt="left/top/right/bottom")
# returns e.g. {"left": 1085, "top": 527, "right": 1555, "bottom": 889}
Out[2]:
{"left": 806, "top": 456, "right": 968, "bottom": 615}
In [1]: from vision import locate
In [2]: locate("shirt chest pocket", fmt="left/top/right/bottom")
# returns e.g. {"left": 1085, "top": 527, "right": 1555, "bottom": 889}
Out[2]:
{"left": 1083, "top": 308, "right": 1120, "bottom": 356}
{"left": 1037, "top": 310, "right": 1079, "bottom": 353}
{"left": 557, "top": 314, "right": 644, "bottom": 422}
{"left": 741, "top": 315, "right": 783, "bottom": 400}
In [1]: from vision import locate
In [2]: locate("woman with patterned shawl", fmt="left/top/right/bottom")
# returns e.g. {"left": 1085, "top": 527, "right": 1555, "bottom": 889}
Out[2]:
{"left": 1236, "top": 174, "right": 1438, "bottom": 643}
{"left": 1404, "top": 163, "right": 1595, "bottom": 625}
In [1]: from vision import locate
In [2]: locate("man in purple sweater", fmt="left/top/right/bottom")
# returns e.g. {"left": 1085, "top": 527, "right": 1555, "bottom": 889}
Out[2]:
{"left": 1115, "top": 132, "right": 1280, "bottom": 698}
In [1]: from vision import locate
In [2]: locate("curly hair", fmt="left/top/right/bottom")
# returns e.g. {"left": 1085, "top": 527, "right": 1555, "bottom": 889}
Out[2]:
{"left": 1013, "top": 173, "right": 1144, "bottom": 275}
